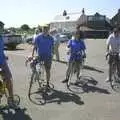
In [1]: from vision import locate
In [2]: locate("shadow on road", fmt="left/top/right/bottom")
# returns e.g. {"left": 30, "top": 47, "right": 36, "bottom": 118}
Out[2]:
{"left": 52, "top": 59, "right": 67, "bottom": 64}
{"left": 45, "top": 89, "right": 84, "bottom": 105}
{"left": 82, "top": 84, "right": 110, "bottom": 94}
{"left": 0, "top": 107, "right": 32, "bottom": 120}
{"left": 30, "top": 88, "right": 84, "bottom": 105}
{"left": 67, "top": 76, "right": 110, "bottom": 94}
{"left": 53, "top": 59, "right": 104, "bottom": 73}
{"left": 4, "top": 48, "right": 25, "bottom": 51}
{"left": 84, "top": 65, "right": 104, "bottom": 73}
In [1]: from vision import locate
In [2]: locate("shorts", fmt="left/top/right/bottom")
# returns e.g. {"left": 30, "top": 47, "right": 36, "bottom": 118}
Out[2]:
{"left": 44, "top": 60, "right": 52, "bottom": 70}
{"left": 108, "top": 54, "right": 119, "bottom": 64}
{"left": 0, "top": 62, "right": 12, "bottom": 81}
{"left": 68, "top": 60, "right": 81, "bottom": 70}
{"left": 38, "top": 55, "right": 52, "bottom": 70}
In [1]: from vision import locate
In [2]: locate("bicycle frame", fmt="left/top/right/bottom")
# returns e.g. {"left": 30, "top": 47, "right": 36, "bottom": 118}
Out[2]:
{"left": 66, "top": 56, "right": 85, "bottom": 86}
{"left": 0, "top": 69, "right": 9, "bottom": 103}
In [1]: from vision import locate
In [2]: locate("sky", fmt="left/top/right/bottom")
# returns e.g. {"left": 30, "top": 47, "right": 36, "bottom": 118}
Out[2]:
{"left": 0, "top": 0, "right": 120, "bottom": 28}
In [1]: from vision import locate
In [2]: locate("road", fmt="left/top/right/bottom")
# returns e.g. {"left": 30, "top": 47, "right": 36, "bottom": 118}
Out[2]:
{"left": 0, "top": 39, "right": 120, "bottom": 120}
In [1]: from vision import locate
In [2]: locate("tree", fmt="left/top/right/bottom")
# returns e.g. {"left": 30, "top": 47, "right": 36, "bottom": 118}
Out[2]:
{"left": 21, "top": 24, "right": 30, "bottom": 31}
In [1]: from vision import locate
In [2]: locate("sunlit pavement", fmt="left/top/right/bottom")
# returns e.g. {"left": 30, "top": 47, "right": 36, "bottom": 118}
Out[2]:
{"left": 0, "top": 40, "right": 120, "bottom": 120}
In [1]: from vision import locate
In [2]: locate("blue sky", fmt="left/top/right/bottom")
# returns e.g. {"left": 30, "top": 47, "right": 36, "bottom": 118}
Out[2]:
{"left": 0, "top": 0, "right": 119, "bottom": 28}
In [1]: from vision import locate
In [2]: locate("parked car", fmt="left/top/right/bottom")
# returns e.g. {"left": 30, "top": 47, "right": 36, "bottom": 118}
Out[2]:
{"left": 3, "top": 34, "right": 22, "bottom": 50}
{"left": 25, "top": 36, "right": 33, "bottom": 44}
{"left": 59, "top": 34, "right": 69, "bottom": 43}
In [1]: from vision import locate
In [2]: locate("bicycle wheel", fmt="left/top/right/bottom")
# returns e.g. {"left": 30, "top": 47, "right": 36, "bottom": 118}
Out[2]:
{"left": 111, "top": 72, "right": 120, "bottom": 92}
{"left": 28, "top": 71, "right": 46, "bottom": 105}
{"left": 67, "top": 62, "right": 85, "bottom": 93}
{"left": 28, "top": 72, "right": 36, "bottom": 97}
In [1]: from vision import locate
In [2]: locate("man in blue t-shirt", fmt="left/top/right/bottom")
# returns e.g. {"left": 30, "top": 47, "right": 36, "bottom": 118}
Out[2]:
{"left": 32, "top": 25, "right": 54, "bottom": 87}
{"left": 62, "top": 30, "right": 86, "bottom": 83}
{"left": 0, "top": 25, "right": 14, "bottom": 107}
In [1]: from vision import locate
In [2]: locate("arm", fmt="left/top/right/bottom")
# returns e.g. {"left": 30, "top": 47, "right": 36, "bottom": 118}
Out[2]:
{"left": 32, "top": 36, "right": 37, "bottom": 57}
{"left": 67, "top": 39, "right": 72, "bottom": 48}
{"left": 67, "top": 40, "right": 72, "bottom": 54}
{"left": 1, "top": 35, "right": 7, "bottom": 59}
{"left": 106, "top": 35, "right": 111, "bottom": 53}
{"left": 51, "top": 37, "right": 54, "bottom": 55}
{"left": 80, "top": 40, "right": 86, "bottom": 58}
{"left": 32, "top": 46, "right": 36, "bottom": 57}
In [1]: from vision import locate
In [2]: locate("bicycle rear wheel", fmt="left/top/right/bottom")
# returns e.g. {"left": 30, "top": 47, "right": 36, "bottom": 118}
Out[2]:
{"left": 110, "top": 62, "right": 120, "bottom": 92}
{"left": 111, "top": 72, "right": 120, "bottom": 92}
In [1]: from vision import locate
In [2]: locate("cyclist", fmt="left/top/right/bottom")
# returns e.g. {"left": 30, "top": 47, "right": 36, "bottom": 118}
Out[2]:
{"left": 32, "top": 25, "right": 54, "bottom": 88}
{"left": 62, "top": 30, "right": 86, "bottom": 83}
{"left": 106, "top": 27, "right": 120, "bottom": 82}
{"left": 0, "top": 23, "right": 14, "bottom": 106}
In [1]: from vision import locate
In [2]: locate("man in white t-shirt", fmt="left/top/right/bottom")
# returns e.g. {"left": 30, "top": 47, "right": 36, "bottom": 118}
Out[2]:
{"left": 50, "top": 28, "right": 60, "bottom": 61}
{"left": 32, "top": 28, "right": 42, "bottom": 44}
{"left": 106, "top": 27, "right": 120, "bottom": 82}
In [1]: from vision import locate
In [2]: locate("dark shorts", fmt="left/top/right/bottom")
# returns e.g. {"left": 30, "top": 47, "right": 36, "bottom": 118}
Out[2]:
{"left": 0, "top": 62, "right": 12, "bottom": 81}
{"left": 108, "top": 54, "right": 119, "bottom": 64}
{"left": 39, "top": 56, "right": 52, "bottom": 70}
{"left": 44, "top": 61, "right": 52, "bottom": 70}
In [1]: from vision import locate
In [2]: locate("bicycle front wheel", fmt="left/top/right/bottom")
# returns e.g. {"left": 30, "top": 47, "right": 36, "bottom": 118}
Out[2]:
{"left": 28, "top": 71, "right": 46, "bottom": 105}
{"left": 67, "top": 62, "right": 84, "bottom": 93}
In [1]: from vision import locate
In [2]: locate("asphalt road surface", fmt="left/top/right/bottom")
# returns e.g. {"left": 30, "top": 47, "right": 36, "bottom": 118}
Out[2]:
{"left": 0, "top": 39, "right": 120, "bottom": 120}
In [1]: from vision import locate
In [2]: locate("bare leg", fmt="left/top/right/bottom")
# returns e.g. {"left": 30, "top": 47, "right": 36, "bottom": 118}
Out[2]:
{"left": 76, "top": 62, "right": 80, "bottom": 80}
{"left": 56, "top": 47, "right": 60, "bottom": 61}
{"left": 117, "top": 61, "right": 120, "bottom": 77}
{"left": 44, "top": 62, "right": 51, "bottom": 87}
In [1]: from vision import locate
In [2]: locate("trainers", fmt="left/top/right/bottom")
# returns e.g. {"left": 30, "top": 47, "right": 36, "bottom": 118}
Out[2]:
{"left": 62, "top": 79, "right": 68, "bottom": 83}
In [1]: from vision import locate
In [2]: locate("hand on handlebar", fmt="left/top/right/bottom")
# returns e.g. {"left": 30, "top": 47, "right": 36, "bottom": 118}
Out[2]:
{"left": 105, "top": 52, "right": 110, "bottom": 60}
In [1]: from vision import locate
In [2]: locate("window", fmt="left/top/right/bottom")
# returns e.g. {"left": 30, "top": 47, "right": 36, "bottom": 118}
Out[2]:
{"left": 88, "top": 16, "right": 93, "bottom": 21}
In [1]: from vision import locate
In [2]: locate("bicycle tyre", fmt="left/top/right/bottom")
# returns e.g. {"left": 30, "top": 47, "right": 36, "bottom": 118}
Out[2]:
{"left": 28, "top": 70, "right": 46, "bottom": 105}
{"left": 28, "top": 71, "right": 37, "bottom": 97}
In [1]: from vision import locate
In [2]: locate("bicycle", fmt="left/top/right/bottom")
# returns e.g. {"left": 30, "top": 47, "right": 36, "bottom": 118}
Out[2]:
{"left": 66, "top": 51, "right": 85, "bottom": 90}
{"left": 26, "top": 56, "right": 54, "bottom": 105}
{"left": 106, "top": 52, "right": 120, "bottom": 92}
{"left": 0, "top": 68, "right": 20, "bottom": 109}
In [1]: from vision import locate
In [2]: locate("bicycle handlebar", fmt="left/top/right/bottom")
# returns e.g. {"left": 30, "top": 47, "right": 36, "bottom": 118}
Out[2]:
{"left": 106, "top": 52, "right": 119, "bottom": 60}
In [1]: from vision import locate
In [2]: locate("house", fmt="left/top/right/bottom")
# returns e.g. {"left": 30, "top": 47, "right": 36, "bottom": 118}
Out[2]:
{"left": 111, "top": 9, "right": 120, "bottom": 27}
{"left": 50, "top": 10, "right": 81, "bottom": 32}
{"left": 50, "top": 9, "right": 111, "bottom": 38}
{"left": 77, "top": 11, "right": 112, "bottom": 38}
{"left": 0, "top": 21, "right": 4, "bottom": 29}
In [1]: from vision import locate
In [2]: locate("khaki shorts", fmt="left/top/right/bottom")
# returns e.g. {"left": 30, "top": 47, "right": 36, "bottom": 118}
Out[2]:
{"left": 0, "top": 62, "right": 12, "bottom": 81}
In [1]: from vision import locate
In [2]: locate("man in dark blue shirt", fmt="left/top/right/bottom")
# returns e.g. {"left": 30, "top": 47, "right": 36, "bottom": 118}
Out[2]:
{"left": 32, "top": 25, "right": 54, "bottom": 88}
{"left": 62, "top": 30, "right": 86, "bottom": 83}
{"left": 0, "top": 24, "right": 14, "bottom": 107}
